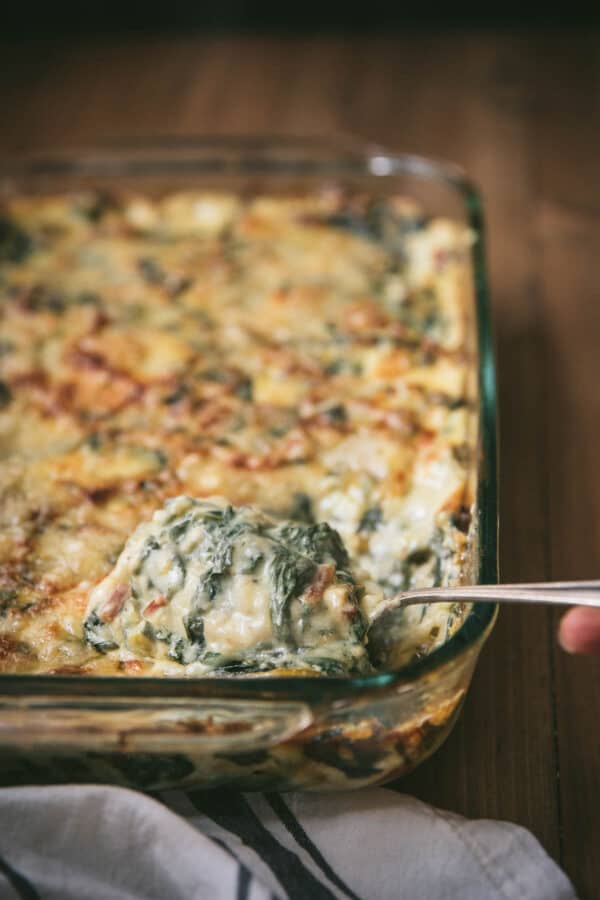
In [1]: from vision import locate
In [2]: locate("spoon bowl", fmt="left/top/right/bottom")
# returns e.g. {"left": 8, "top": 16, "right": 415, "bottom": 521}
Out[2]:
{"left": 367, "top": 580, "right": 600, "bottom": 669}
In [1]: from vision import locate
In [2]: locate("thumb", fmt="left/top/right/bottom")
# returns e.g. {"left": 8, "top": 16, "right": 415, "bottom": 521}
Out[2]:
{"left": 559, "top": 606, "right": 600, "bottom": 655}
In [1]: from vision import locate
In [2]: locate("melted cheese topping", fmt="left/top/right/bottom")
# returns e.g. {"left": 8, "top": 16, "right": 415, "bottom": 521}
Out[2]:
{"left": 0, "top": 189, "right": 476, "bottom": 676}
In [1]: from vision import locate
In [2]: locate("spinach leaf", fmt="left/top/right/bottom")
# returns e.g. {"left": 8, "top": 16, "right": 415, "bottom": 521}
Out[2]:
{"left": 0, "top": 381, "right": 13, "bottom": 409}
{"left": 134, "top": 537, "right": 160, "bottom": 574}
{"left": 0, "top": 217, "right": 32, "bottom": 263}
{"left": 192, "top": 504, "right": 254, "bottom": 602}
{"left": 301, "top": 656, "right": 350, "bottom": 676}
{"left": 163, "top": 384, "right": 189, "bottom": 406}
{"left": 269, "top": 544, "right": 317, "bottom": 642}
{"left": 288, "top": 492, "right": 314, "bottom": 524}
{"left": 0, "top": 588, "right": 16, "bottom": 620}
{"left": 267, "top": 520, "right": 357, "bottom": 642}
{"left": 234, "top": 378, "right": 253, "bottom": 402}
{"left": 358, "top": 506, "right": 383, "bottom": 534}
{"left": 138, "top": 257, "right": 165, "bottom": 285}
{"left": 168, "top": 635, "right": 187, "bottom": 663}
{"left": 184, "top": 612, "right": 205, "bottom": 647}
{"left": 322, "top": 404, "right": 347, "bottom": 425}
{"left": 396, "top": 287, "right": 443, "bottom": 338}
{"left": 22, "top": 286, "right": 66, "bottom": 314}
{"left": 169, "top": 514, "right": 194, "bottom": 542}
{"left": 240, "top": 548, "right": 264, "bottom": 574}
{"left": 76, "top": 192, "right": 114, "bottom": 223}
{"left": 83, "top": 612, "right": 118, "bottom": 653}
{"left": 274, "top": 522, "right": 350, "bottom": 572}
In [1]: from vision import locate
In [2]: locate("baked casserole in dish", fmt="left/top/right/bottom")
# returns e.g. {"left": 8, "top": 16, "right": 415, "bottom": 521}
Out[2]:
{"left": 0, "top": 138, "right": 497, "bottom": 790}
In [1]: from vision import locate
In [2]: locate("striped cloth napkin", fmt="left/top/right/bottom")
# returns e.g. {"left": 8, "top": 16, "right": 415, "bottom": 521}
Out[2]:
{"left": 0, "top": 785, "right": 576, "bottom": 900}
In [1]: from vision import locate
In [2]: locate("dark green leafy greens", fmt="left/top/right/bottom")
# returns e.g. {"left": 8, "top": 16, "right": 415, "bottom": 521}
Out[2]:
{"left": 83, "top": 611, "right": 118, "bottom": 653}
{"left": 0, "top": 381, "right": 13, "bottom": 409}
{"left": 287, "top": 492, "right": 315, "bottom": 524}
{"left": 358, "top": 506, "right": 383, "bottom": 534}
{"left": 0, "top": 217, "right": 32, "bottom": 263}
{"left": 268, "top": 544, "right": 317, "bottom": 642}
{"left": 84, "top": 498, "right": 371, "bottom": 676}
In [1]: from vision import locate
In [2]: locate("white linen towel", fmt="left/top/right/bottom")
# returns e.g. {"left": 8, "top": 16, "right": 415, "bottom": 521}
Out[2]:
{"left": 0, "top": 785, "right": 577, "bottom": 900}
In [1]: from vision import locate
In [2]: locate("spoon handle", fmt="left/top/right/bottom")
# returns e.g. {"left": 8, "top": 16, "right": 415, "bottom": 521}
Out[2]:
{"left": 397, "top": 580, "right": 600, "bottom": 608}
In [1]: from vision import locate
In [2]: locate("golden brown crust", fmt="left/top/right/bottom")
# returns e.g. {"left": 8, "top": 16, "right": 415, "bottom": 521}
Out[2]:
{"left": 0, "top": 189, "right": 475, "bottom": 675}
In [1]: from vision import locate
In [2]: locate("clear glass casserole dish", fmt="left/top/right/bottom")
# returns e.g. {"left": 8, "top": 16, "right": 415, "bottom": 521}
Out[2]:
{"left": 0, "top": 137, "right": 498, "bottom": 791}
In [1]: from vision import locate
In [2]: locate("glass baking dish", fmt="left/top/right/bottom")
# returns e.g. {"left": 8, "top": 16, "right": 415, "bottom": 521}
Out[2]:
{"left": 0, "top": 137, "right": 498, "bottom": 791}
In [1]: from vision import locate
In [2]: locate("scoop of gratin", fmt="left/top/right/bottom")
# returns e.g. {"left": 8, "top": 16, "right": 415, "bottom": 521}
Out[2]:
{"left": 83, "top": 496, "right": 372, "bottom": 676}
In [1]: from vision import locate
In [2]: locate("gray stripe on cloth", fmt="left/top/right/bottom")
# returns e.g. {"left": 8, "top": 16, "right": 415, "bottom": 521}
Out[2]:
{"left": 264, "top": 793, "right": 362, "bottom": 900}
{"left": 243, "top": 793, "right": 355, "bottom": 900}
{"left": 0, "top": 853, "right": 40, "bottom": 900}
{"left": 161, "top": 790, "right": 282, "bottom": 899}
{"left": 187, "top": 790, "right": 337, "bottom": 900}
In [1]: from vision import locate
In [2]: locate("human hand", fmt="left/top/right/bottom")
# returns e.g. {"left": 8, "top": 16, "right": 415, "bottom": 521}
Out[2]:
{"left": 559, "top": 607, "right": 600, "bottom": 655}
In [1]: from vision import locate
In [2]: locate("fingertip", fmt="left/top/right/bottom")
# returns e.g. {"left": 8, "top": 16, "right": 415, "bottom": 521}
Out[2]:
{"left": 559, "top": 606, "right": 600, "bottom": 656}
{"left": 558, "top": 608, "right": 579, "bottom": 653}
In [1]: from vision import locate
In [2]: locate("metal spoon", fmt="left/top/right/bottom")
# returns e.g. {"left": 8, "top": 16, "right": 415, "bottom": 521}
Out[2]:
{"left": 379, "top": 580, "right": 600, "bottom": 609}
{"left": 367, "top": 580, "right": 600, "bottom": 668}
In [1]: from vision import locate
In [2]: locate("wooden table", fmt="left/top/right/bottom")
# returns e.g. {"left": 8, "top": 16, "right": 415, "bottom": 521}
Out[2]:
{"left": 2, "top": 28, "right": 599, "bottom": 899}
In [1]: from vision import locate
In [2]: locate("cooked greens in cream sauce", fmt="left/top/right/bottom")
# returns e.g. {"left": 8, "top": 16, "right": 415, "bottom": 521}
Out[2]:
{"left": 84, "top": 496, "right": 371, "bottom": 675}
{"left": 0, "top": 188, "right": 475, "bottom": 676}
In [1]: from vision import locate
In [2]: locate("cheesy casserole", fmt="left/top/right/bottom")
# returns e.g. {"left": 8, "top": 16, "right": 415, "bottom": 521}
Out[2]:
{"left": 0, "top": 188, "right": 475, "bottom": 677}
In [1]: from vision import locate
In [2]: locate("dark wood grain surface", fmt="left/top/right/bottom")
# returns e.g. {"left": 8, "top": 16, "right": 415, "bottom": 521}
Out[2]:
{"left": 2, "top": 28, "right": 599, "bottom": 899}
